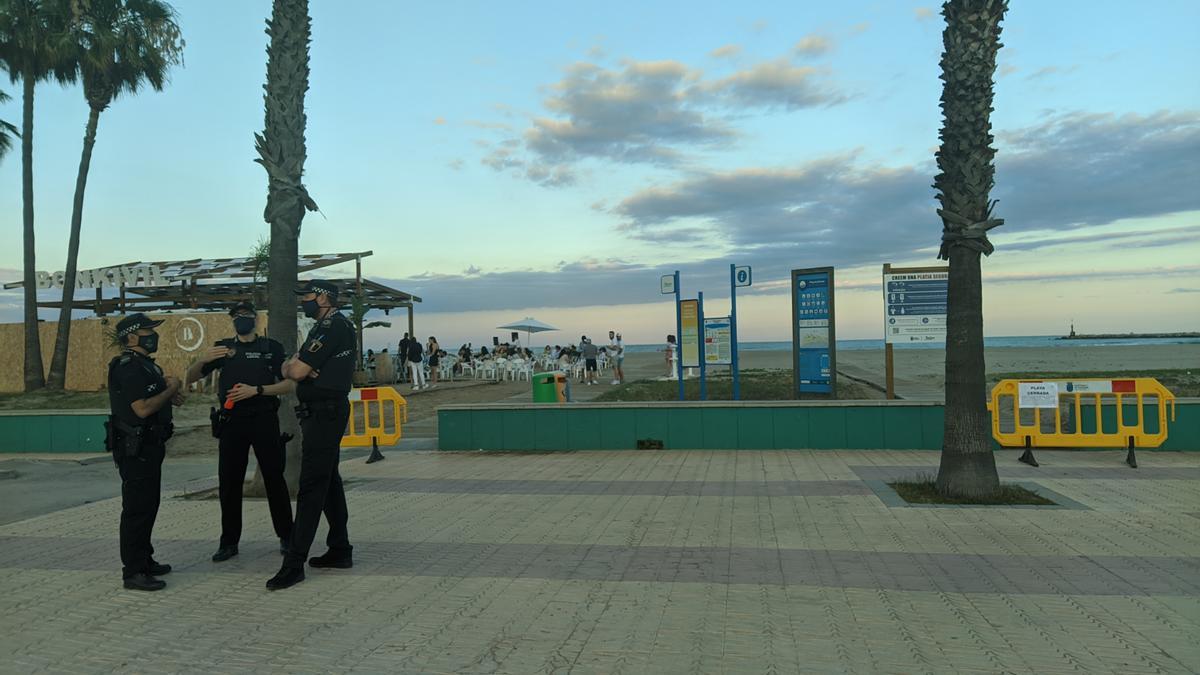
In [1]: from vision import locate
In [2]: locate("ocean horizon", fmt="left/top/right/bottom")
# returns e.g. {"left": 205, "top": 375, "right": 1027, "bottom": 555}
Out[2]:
{"left": 621, "top": 335, "right": 1200, "bottom": 354}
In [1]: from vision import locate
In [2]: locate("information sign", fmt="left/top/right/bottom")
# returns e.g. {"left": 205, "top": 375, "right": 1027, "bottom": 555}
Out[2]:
{"left": 734, "top": 266, "right": 752, "bottom": 287}
{"left": 1019, "top": 382, "right": 1060, "bottom": 409}
{"left": 883, "top": 269, "right": 948, "bottom": 344}
{"left": 791, "top": 267, "right": 835, "bottom": 395}
{"left": 704, "top": 316, "right": 732, "bottom": 365}
{"left": 660, "top": 274, "right": 676, "bottom": 295}
{"left": 679, "top": 299, "right": 700, "bottom": 368}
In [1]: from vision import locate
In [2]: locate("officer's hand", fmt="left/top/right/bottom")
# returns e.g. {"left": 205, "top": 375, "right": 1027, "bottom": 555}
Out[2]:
{"left": 203, "top": 346, "right": 231, "bottom": 363}
{"left": 165, "top": 375, "right": 182, "bottom": 392}
{"left": 227, "top": 383, "right": 258, "bottom": 402}
{"left": 171, "top": 391, "right": 187, "bottom": 406}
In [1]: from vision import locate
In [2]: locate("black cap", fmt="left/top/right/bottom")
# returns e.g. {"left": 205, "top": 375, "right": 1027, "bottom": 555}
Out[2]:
{"left": 115, "top": 313, "right": 164, "bottom": 338}
{"left": 228, "top": 301, "right": 256, "bottom": 316}
{"left": 293, "top": 279, "right": 339, "bottom": 298}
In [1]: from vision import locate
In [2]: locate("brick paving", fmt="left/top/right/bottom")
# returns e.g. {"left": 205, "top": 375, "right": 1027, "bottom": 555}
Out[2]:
{"left": 1, "top": 449, "right": 1198, "bottom": 674}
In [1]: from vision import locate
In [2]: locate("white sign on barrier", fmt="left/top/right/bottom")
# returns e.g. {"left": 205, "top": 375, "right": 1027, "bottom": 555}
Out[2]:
{"left": 1018, "top": 382, "right": 1059, "bottom": 408}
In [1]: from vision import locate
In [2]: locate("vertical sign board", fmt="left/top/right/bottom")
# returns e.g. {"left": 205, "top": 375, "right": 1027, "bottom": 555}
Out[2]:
{"left": 791, "top": 267, "right": 836, "bottom": 396}
{"left": 679, "top": 299, "right": 701, "bottom": 368}
{"left": 704, "top": 316, "right": 732, "bottom": 365}
{"left": 884, "top": 267, "right": 948, "bottom": 344}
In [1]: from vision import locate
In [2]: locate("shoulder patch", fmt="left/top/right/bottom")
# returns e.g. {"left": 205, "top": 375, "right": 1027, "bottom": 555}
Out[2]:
{"left": 119, "top": 355, "right": 133, "bottom": 365}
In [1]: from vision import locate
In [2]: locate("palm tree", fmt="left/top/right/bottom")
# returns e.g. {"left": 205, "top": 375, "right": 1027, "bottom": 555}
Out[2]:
{"left": 45, "top": 0, "right": 183, "bottom": 390}
{"left": 256, "top": 0, "right": 318, "bottom": 490}
{"left": 0, "top": 0, "right": 76, "bottom": 391}
{"left": 0, "top": 88, "right": 18, "bottom": 160}
{"left": 933, "top": 0, "right": 1008, "bottom": 498}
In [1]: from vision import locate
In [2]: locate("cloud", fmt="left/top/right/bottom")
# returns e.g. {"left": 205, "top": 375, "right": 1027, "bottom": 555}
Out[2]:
{"left": 914, "top": 7, "right": 935, "bottom": 21}
{"left": 999, "top": 64, "right": 1019, "bottom": 78}
{"left": 612, "top": 110, "right": 1200, "bottom": 272}
{"left": 482, "top": 55, "right": 847, "bottom": 184}
{"left": 447, "top": 159, "right": 465, "bottom": 171}
{"left": 849, "top": 22, "right": 870, "bottom": 35}
{"left": 793, "top": 34, "right": 833, "bottom": 57}
{"left": 433, "top": 116, "right": 447, "bottom": 125}
{"left": 1167, "top": 287, "right": 1200, "bottom": 294}
{"left": 710, "top": 44, "right": 742, "bottom": 59}
{"left": 1026, "top": 65, "right": 1079, "bottom": 81}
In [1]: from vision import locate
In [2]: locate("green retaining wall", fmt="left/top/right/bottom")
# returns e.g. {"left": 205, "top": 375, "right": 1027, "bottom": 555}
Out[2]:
{"left": 0, "top": 410, "right": 108, "bottom": 453}
{"left": 438, "top": 399, "right": 1200, "bottom": 452}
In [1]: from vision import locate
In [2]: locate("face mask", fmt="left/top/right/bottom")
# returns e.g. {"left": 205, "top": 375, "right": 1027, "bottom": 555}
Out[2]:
{"left": 233, "top": 316, "right": 256, "bottom": 335}
{"left": 137, "top": 332, "right": 159, "bottom": 354}
{"left": 301, "top": 299, "right": 321, "bottom": 318}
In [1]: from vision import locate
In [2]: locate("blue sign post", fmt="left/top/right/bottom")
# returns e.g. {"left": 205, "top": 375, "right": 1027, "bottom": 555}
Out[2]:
{"left": 730, "top": 264, "right": 751, "bottom": 400}
{"left": 791, "top": 267, "right": 836, "bottom": 397}
{"left": 697, "top": 291, "right": 707, "bottom": 401}
{"left": 671, "top": 271, "right": 683, "bottom": 401}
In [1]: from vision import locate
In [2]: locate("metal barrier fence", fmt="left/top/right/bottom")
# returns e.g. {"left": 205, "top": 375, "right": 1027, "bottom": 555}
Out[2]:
{"left": 343, "top": 386, "right": 408, "bottom": 463}
{"left": 989, "top": 378, "right": 1176, "bottom": 468}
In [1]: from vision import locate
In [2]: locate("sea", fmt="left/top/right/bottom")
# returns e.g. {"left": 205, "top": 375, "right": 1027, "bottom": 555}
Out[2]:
{"left": 622, "top": 335, "right": 1200, "bottom": 354}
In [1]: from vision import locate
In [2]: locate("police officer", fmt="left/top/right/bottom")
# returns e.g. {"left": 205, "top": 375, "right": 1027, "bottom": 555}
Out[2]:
{"left": 185, "top": 301, "right": 295, "bottom": 562}
{"left": 107, "top": 313, "right": 183, "bottom": 591}
{"left": 267, "top": 280, "right": 357, "bottom": 590}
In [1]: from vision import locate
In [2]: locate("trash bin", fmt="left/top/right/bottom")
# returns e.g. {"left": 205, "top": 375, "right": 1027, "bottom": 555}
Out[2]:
{"left": 532, "top": 371, "right": 569, "bottom": 403}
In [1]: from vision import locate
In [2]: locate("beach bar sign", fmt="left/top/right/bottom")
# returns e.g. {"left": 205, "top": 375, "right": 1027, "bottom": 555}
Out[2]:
{"left": 679, "top": 299, "right": 701, "bottom": 368}
{"left": 33, "top": 264, "right": 167, "bottom": 290}
{"left": 883, "top": 268, "right": 948, "bottom": 344}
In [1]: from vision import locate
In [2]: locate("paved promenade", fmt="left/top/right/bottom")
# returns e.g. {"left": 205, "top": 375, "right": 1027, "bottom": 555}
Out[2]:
{"left": 1, "top": 449, "right": 1197, "bottom": 674}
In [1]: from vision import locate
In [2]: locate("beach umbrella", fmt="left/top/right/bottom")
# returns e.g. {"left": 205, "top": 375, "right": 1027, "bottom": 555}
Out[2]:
{"left": 496, "top": 317, "right": 559, "bottom": 347}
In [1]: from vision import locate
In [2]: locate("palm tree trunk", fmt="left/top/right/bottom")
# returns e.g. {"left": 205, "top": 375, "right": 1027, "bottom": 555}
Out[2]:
{"left": 936, "top": 244, "right": 998, "bottom": 495}
{"left": 256, "top": 0, "right": 317, "bottom": 494}
{"left": 47, "top": 106, "right": 102, "bottom": 390}
{"left": 21, "top": 72, "right": 44, "bottom": 392}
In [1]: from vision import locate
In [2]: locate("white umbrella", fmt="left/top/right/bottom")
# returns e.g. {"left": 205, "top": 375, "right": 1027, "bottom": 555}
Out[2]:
{"left": 496, "top": 317, "right": 559, "bottom": 348}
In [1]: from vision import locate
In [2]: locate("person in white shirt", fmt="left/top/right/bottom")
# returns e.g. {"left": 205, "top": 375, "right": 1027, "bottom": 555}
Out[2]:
{"left": 608, "top": 330, "right": 625, "bottom": 385}
{"left": 665, "top": 334, "right": 677, "bottom": 380}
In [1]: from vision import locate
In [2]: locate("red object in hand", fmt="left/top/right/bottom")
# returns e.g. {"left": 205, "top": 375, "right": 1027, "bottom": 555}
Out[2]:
{"left": 224, "top": 397, "right": 235, "bottom": 410}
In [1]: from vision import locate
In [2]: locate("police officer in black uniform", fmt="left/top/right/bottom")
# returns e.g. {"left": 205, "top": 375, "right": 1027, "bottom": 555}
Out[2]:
{"left": 185, "top": 301, "right": 295, "bottom": 562}
{"left": 267, "top": 280, "right": 357, "bottom": 590}
{"left": 107, "top": 313, "right": 183, "bottom": 591}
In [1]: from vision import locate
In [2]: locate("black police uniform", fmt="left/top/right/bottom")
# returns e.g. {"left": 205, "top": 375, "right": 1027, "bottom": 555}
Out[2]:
{"left": 283, "top": 310, "right": 357, "bottom": 569}
{"left": 107, "top": 349, "right": 173, "bottom": 580}
{"left": 202, "top": 337, "right": 294, "bottom": 549}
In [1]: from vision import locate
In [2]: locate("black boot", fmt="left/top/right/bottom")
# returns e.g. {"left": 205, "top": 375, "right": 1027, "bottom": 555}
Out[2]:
{"left": 308, "top": 550, "right": 353, "bottom": 569}
{"left": 211, "top": 545, "right": 239, "bottom": 562}
{"left": 124, "top": 573, "right": 166, "bottom": 592}
{"left": 148, "top": 560, "right": 172, "bottom": 576}
{"left": 266, "top": 566, "right": 305, "bottom": 590}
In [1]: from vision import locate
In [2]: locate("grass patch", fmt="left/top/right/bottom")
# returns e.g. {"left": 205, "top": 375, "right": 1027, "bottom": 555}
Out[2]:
{"left": 0, "top": 390, "right": 114, "bottom": 410}
{"left": 594, "top": 369, "right": 878, "bottom": 402}
{"left": 888, "top": 475, "right": 1056, "bottom": 506}
{"left": 989, "top": 368, "right": 1199, "bottom": 397}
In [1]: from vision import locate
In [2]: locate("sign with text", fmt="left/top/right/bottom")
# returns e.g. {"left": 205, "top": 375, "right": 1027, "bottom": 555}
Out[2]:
{"left": 679, "top": 299, "right": 700, "bottom": 368}
{"left": 883, "top": 267, "right": 948, "bottom": 344}
{"left": 791, "top": 267, "right": 836, "bottom": 395}
{"left": 34, "top": 264, "right": 168, "bottom": 290}
{"left": 1019, "top": 382, "right": 1060, "bottom": 408}
{"left": 660, "top": 274, "right": 676, "bottom": 295}
{"left": 703, "top": 316, "right": 732, "bottom": 365}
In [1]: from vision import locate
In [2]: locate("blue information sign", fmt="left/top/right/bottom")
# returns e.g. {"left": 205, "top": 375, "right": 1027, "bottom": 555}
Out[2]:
{"left": 883, "top": 268, "right": 948, "bottom": 344}
{"left": 791, "top": 267, "right": 835, "bottom": 395}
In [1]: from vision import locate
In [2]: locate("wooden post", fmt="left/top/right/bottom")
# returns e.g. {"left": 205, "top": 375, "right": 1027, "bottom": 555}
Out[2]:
{"left": 407, "top": 304, "right": 414, "bottom": 337}
{"left": 885, "top": 342, "right": 895, "bottom": 400}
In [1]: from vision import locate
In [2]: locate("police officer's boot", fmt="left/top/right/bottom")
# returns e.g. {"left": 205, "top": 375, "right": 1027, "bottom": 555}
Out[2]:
{"left": 212, "top": 545, "right": 239, "bottom": 562}
{"left": 266, "top": 565, "right": 305, "bottom": 590}
{"left": 124, "top": 573, "right": 166, "bottom": 592}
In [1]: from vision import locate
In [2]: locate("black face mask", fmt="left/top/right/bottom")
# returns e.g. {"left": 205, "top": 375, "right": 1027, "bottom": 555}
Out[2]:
{"left": 137, "top": 332, "right": 159, "bottom": 354}
{"left": 301, "top": 299, "right": 321, "bottom": 319}
{"left": 233, "top": 316, "right": 256, "bottom": 335}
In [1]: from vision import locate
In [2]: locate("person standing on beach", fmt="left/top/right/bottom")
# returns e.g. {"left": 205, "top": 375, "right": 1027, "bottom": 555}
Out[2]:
{"left": 581, "top": 337, "right": 600, "bottom": 385}
{"left": 407, "top": 336, "right": 426, "bottom": 390}
{"left": 398, "top": 333, "right": 411, "bottom": 383}
{"left": 426, "top": 336, "right": 441, "bottom": 388}
{"left": 665, "top": 334, "right": 677, "bottom": 379}
{"left": 608, "top": 330, "right": 625, "bottom": 385}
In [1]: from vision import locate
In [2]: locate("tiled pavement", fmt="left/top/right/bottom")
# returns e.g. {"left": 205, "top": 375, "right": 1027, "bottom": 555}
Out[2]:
{"left": 1, "top": 449, "right": 1197, "bottom": 674}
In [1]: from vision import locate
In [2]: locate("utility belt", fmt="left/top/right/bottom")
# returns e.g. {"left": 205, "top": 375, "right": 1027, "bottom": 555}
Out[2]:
{"left": 104, "top": 416, "right": 174, "bottom": 458}
{"left": 294, "top": 397, "right": 348, "bottom": 421}
{"left": 209, "top": 396, "right": 280, "bottom": 438}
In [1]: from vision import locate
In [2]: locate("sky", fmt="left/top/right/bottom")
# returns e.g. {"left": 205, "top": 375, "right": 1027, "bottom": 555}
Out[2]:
{"left": 1, "top": 0, "right": 1198, "bottom": 350}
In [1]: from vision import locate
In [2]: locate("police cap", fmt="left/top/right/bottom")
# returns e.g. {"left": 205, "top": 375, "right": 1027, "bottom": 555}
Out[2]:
{"left": 228, "top": 301, "right": 256, "bottom": 316}
{"left": 115, "top": 312, "right": 164, "bottom": 338}
{"left": 293, "top": 279, "right": 339, "bottom": 299}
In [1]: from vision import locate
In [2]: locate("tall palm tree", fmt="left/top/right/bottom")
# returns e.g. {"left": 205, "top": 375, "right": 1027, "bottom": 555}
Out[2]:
{"left": 0, "top": 88, "right": 18, "bottom": 160}
{"left": 256, "top": 0, "right": 318, "bottom": 490}
{"left": 933, "top": 0, "right": 1007, "bottom": 498}
{"left": 0, "top": 0, "right": 76, "bottom": 391}
{"left": 45, "top": 0, "right": 183, "bottom": 390}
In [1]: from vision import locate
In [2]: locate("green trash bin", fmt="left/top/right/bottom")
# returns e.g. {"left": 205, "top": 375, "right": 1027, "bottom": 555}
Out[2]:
{"left": 532, "top": 371, "right": 569, "bottom": 403}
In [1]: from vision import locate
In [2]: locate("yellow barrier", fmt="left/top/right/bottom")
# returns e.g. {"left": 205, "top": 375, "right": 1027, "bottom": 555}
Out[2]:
{"left": 343, "top": 386, "right": 408, "bottom": 462}
{"left": 989, "top": 378, "right": 1176, "bottom": 468}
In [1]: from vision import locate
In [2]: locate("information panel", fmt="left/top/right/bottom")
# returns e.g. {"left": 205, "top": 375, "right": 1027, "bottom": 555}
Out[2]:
{"left": 704, "top": 316, "right": 732, "bottom": 365}
{"left": 884, "top": 267, "right": 948, "bottom": 344}
{"left": 679, "top": 299, "right": 700, "bottom": 368}
{"left": 791, "top": 267, "right": 836, "bottom": 395}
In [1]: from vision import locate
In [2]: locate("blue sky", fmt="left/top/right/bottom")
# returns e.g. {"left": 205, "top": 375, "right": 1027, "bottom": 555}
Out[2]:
{"left": 2, "top": 0, "right": 1198, "bottom": 348}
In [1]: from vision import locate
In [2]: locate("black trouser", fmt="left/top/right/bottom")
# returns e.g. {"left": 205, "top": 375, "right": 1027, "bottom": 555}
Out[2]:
{"left": 218, "top": 408, "right": 294, "bottom": 547}
{"left": 284, "top": 399, "right": 352, "bottom": 568}
{"left": 114, "top": 443, "right": 165, "bottom": 578}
